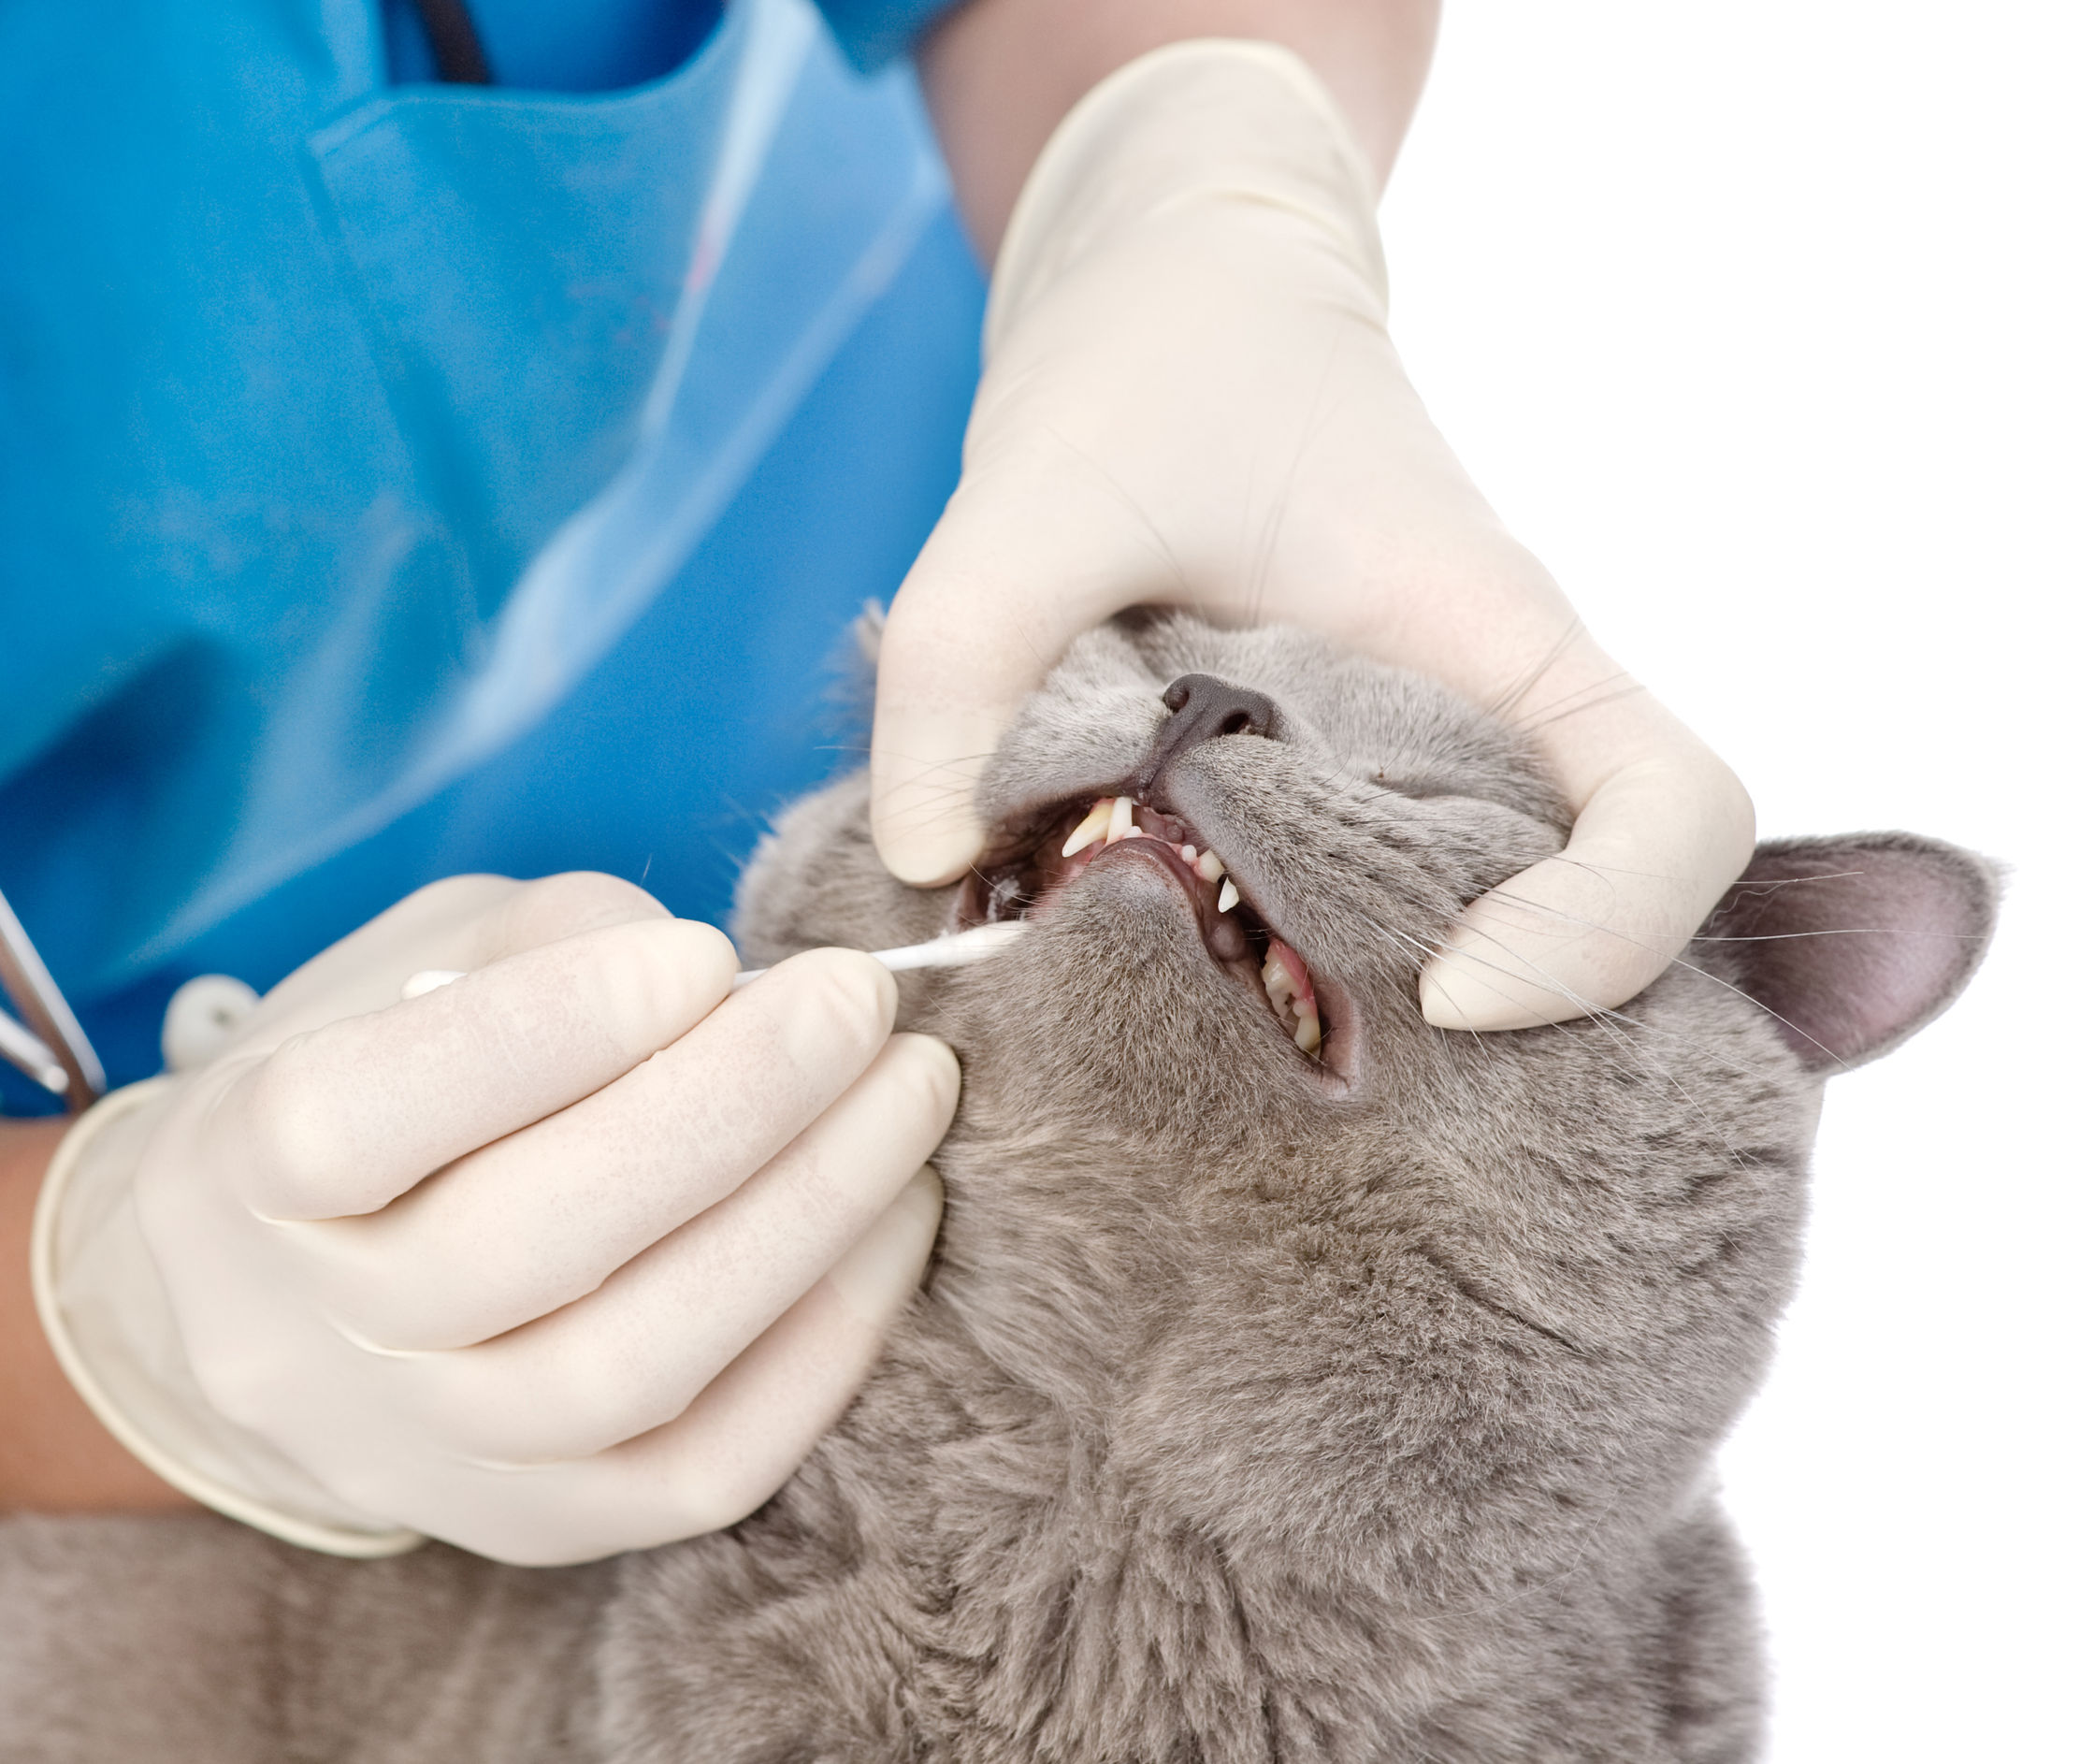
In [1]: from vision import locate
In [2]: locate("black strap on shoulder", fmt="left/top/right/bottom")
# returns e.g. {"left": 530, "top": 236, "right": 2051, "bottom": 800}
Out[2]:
{"left": 408, "top": 0, "right": 494, "bottom": 84}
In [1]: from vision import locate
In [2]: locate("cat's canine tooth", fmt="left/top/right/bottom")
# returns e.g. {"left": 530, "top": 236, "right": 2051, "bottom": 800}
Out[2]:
{"left": 1195, "top": 850, "right": 1225, "bottom": 883}
{"left": 1105, "top": 795, "right": 1135, "bottom": 846}
{"left": 1062, "top": 800, "right": 1112, "bottom": 857}
{"left": 1218, "top": 877, "right": 1240, "bottom": 914}
{"left": 1293, "top": 1005, "right": 1322, "bottom": 1057}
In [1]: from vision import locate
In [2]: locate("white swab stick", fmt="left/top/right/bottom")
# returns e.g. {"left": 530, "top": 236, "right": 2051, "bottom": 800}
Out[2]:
{"left": 399, "top": 921, "right": 1031, "bottom": 1006}
{"left": 731, "top": 920, "right": 1028, "bottom": 991}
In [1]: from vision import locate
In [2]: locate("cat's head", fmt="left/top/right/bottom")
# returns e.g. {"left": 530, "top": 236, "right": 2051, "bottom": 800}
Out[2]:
{"left": 739, "top": 613, "right": 1990, "bottom": 1127}
{"left": 732, "top": 615, "right": 1994, "bottom": 1573}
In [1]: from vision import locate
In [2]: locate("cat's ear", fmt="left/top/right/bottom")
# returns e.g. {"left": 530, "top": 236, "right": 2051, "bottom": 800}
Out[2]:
{"left": 1701, "top": 833, "right": 1999, "bottom": 1074}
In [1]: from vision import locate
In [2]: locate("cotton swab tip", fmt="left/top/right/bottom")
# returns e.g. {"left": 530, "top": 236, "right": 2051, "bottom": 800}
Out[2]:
{"left": 731, "top": 919, "right": 1028, "bottom": 991}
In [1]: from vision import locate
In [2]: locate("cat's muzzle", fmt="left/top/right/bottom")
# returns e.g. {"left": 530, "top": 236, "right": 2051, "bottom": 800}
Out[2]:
{"left": 959, "top": 791, "right": 1325, "bottom": 1060}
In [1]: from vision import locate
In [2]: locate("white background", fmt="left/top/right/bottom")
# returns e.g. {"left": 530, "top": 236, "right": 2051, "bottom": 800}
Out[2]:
{"left": 1380, "top": 4, "right": 2076, "bottom": 1757}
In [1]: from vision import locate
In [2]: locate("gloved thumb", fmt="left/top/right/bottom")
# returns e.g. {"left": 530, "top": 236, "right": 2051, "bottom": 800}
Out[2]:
{"left": 869, "top": 475, "right": 1135, "bottom": 887}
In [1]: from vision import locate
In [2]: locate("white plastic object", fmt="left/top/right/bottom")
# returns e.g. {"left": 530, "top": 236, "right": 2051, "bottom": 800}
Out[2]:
{"left": 160, "top": 974, "right": 261, "bottom": 1072}
{"left": 729, "top": 920, "right": 1028, "bottom": 992}
{"left": 402, "top": 923, "right": 1028, "bottom": 1005}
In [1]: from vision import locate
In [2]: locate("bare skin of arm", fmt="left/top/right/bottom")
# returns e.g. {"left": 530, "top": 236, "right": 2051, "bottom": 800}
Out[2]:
{"left": 919, "top": 0, "right": 1440, "bottom": 260}
{"left": 1, "top": 0, "right": 1437, "bottom": 1517}
{"left": 1, "top": 1117, "right": 193, "bottom": 1510}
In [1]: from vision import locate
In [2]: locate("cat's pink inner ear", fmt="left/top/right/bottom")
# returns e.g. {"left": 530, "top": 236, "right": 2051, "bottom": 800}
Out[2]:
{"left": 1703, "top": 834, "right": 1998, "bottom": 1074}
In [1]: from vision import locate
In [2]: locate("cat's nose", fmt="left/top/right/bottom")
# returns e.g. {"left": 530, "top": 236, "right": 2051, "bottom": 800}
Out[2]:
{"left": 1134, "top": 672, "right": 1280, "bottom": 790}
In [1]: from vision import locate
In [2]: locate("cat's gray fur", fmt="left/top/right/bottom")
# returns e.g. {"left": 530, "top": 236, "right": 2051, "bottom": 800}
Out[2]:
{"left": 0, "top": 617, "right": 1995, "bottom": 1761}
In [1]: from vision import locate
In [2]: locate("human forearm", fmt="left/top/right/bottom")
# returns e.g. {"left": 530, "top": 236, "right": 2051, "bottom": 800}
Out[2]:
{"left": 0, "top": 1116, "right": 192, "bottom": 1511}
{"left": 918, "top": 0, "right": 1439, "bottom": 261}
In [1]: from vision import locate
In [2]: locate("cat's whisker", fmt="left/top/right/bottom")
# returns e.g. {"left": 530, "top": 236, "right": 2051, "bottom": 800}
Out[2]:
{"left": 1359, "top": 912, "right": 1793, "bottom": 1164}
{"left": 1442, "top": 885, "right": 1856, "bottom": 1072}
{"left": 1509, "top": 674, "right": 1650, "bottom": 737}
{"left": 1034, "top": 423, "right": 1193, "bottom": 603}
{"left": 1364, "top": 915, "right": 1771, "bottom": 1206}
{"left": 1484, "top": 616, "right": 1589, "bottom": 721}
{"left": 861, "top": 748, "right": 1004, "bottom": 773}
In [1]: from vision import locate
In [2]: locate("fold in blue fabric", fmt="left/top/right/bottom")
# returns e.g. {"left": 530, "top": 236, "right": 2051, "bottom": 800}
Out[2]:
{"left": 0, "top": 0, "right": 984, "bottom": 1109}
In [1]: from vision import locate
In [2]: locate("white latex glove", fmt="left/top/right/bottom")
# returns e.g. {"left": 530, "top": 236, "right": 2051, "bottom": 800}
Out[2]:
{"left": 32, "top": 873, "right": 956, "bottom": 1565}
{"left": 872, "top": 39, "right": 1755, "bottom": 1028}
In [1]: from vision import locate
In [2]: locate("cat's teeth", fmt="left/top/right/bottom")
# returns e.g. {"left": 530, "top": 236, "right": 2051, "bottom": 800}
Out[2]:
{"left": 1105, "top": 795, "right": 1136, "bottom": 846}
{"left": 1062, "top": 800, "right": 1112, "bottom": 858}
{"left": 1218, "top": 877, "right": 1240, "bottom": 913}
{"left": 1194, "top": 850, "right": 1225, "bottom": 883}
{"left": 1262, "top": 948, "right": 1322, "bottom": 1057}
{"left": 1180, "top": 845, "right": 1197, "bottom": 863}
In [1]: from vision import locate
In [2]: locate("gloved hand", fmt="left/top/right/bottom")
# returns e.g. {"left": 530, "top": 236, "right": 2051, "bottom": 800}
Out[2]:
{"left": 32, "top": 873, "right": 956, "bottom": 1565}
{"left": 873, "top": 39, "right": 1754, "bottom": 1029}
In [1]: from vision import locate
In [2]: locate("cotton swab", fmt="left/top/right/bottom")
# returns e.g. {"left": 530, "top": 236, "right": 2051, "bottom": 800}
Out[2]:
{"left": 729, "top": 919, "right": 1028, "bottom": 990}
{"left": 398, "top": 919, "right": 1030, "bottom": 1005}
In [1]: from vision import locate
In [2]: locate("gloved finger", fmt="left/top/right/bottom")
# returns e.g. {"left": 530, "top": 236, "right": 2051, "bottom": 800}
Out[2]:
{"left": 206, "top": 915, "right": 741, "bottom": 1221}
{"left": 1421, "top": 719, "right": 1755, "bottom": 1030}
{"left": 312, "top": 947, "right": 908, "bottom": 1350}
{"left": 229, "top": 871, "right": 672, "bottom": 1054}
{"left": 870, "top": 466, "right": 1173, "bottom": 887}
{"left": 466, "top": 869, "right": 681, "bottom": 962}
{"left": 224, "top": 874, "right": 524, "bottom": 1050}
{"left": 386, "top": 1032, "right": 960, "bottom": 1465}
{"left": 375, "top": 1165, "right": 945, "bottom": 1567}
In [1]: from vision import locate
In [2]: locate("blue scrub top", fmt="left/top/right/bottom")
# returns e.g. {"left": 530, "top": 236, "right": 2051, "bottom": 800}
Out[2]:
{"left": 0, "top": 0, "right": 984, "bottom": 1109}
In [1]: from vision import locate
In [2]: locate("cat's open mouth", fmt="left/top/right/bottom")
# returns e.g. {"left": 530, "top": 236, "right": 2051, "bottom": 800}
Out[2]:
{"left": 958, "top": 794, "right": 1328, "bottom": 1060}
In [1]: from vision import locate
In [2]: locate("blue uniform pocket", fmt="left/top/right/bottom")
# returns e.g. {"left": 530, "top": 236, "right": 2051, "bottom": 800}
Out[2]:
{"left": 305, "top": 4, "right": 752, "bottom": 613}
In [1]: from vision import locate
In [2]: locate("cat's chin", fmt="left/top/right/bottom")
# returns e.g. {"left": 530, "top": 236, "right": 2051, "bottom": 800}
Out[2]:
{"left": 958, "top": 791, "right": 1354, "bottom": 1077}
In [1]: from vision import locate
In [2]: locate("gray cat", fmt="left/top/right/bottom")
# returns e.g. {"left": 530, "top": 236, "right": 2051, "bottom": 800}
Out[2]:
{"left": 0, "top": 616, "right": 1995, "bottom": 1762}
